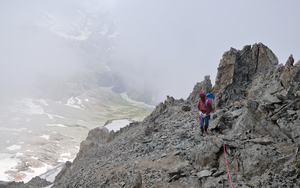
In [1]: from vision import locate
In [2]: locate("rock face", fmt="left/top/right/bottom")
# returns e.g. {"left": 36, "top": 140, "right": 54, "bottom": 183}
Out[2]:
{"left": 188, "top": 75, "right": 213, "bottom": 104}
{"left": 213, "top": 43, "right": 279, "bottom": 109}
{"left": 15, "top": 43, "right": 300, "bottom": 188}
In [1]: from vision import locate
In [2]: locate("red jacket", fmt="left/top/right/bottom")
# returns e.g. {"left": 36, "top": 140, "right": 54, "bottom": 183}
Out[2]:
{"left": 197, "top": 92, "right": 212, "bottom": 114}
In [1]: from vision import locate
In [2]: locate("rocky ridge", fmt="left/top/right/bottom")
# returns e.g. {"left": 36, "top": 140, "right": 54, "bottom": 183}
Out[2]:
{"left": 4, "top": 43, "right": 300, "bottom": 187}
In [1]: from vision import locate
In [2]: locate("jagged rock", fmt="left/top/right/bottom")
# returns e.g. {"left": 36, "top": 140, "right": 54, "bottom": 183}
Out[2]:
{"left": 213, "top": 43, "right": 278, "bottom": 109}
{"left": 26, "top": 176, "right": 52, "bottom": 187}
{"left": 295, "top": 91, "right": 300, "bottom": 98}
{"left": 181, "top": 105, "right": 191, "bottom": 111}
{"left": 188, "top": 75, "right": 212, "bottom": 104}
{"left": 233, "top": 101, "right": 241, "bottom": 108}
{"left": 75, "top": 126, "right": 109, "bottom": 159}
{"left": 0, "top": 177, "right": 52, "bottom": 188}
{"left": 165, "top": 95, "right": 175, "bottom": 105}
{"left": 194, "top": 137, "right": 223, "bottom": 168}
{"left": 151, "top": 102, "right": 166, "bottom": 117}
{"left": 131, "top": 173, "right": 142, "bottom": 188}
{"left": 86, "top": 126, "right": 109, "bottom": 145}
{"left": 247, "top": 138, "right": 273, "bottom": 145}
{"left": 196, "top": 170, "right": 212, "bottom": 179}
{"left": 241, "top": 144, "right": 278, "bottom": 178}
{"left": 280, "top": 54, "right": 294, "bottom": 89}
{"left": 231, "top": 108, "right": 244, "bottom": 117}
{"left": 106, "top": 130, "right": 115, "bottom": 143}
{"left": 54, "top": 161, "right": 72, "bottom": 182}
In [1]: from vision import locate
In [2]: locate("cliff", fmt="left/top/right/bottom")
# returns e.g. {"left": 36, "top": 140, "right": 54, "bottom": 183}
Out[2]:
{"left": 7, "top": 43, "right": 300, "bottom": 187}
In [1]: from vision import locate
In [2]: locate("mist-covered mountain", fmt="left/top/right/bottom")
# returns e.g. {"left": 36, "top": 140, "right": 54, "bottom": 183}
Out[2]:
{"left": 0, "top": 2, "right": 158, "bottom": 183}
{"left": 1, "top": 1, "right": 159, "bottom": 106}
{"left": 18, "top": 43, "right": 299, "bottom": 188}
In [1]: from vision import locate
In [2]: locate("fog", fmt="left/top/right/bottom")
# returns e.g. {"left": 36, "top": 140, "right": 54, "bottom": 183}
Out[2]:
{"left": 1, "top": 0, "right": 300, "bottom": 103}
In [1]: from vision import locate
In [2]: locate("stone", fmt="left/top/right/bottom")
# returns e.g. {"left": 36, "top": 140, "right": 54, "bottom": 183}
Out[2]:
{"left": 181, "top": 105, "right": 191, "bottom": 111}
{"left": 132, "top": 173, "right": 142, "bottom": 188}
{"left": 247, "top": 138, "right": 273, "bottom": 145}
{"left": 165, "top": 95, "right": 175, "bottom": 105}
{"left": 287, "top": 110, "right": 296, "bottom": 115}
{"left": 280, "top": 54, "right": 294, "bottom": 89}
{"left": 295, "top": 91, "right": 300, "bottom": 98}
{"left": 161, "top": 153, "right": 167, "bottom": 158}
{"left": 231, "top": 109, "right": 244, "bottom": 118}
{"left": 241, "top": 145, "right": 278, "bottom": 178}
{"left": 27, "top": 176, "right": 52, "bottom": 187}
{"left": 194, "top": 137, "right": 223, "bottom": 168}
{"left": 196, "top": 170, "right": 212, "bottom": 179}
{"left": 54, "top": 161, "right": 72, "bottom": 182}
{"left": 169, "top": 174, "right": 180, "bottom": 182}
{"left": 188, "top": 75, "right": 212, "bottom": 103}
{"left": 233, "top": 101, "right": 241, "bottom": 108}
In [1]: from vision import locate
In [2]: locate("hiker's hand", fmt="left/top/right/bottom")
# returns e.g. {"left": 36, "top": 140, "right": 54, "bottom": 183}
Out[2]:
{"left": 202, "top": 113, "right": 206, "bottom": 118}
{"left": 199, "top": 111, "right": 202, "bottom": 116}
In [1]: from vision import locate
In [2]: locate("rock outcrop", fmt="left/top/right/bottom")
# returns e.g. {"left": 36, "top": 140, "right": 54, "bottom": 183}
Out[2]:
{"left": 0, "top": 176, "right": 52, "bottom": 188}
{"left": 8, "top": 43, "right": 300, "bottom": 187}
{"left": 188, "top": 75, "right": 213, "bottom": 104}
{"left": 213, "top": 43, "right": 279, "bottom": 109}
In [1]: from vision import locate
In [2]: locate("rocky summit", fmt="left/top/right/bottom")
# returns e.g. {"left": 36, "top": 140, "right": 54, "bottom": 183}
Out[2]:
{"left": 5, "top": 43, "right": 300, "bottom": 188}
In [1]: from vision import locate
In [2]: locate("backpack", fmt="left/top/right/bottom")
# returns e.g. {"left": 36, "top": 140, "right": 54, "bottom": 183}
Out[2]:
{"left": 205, "top": 93, "right": 215, "bottom": 110}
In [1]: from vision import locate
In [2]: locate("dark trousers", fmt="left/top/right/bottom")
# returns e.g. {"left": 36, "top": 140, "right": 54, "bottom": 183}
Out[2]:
{"left": 199, "top": 115, "right": 210, "bottom": 128}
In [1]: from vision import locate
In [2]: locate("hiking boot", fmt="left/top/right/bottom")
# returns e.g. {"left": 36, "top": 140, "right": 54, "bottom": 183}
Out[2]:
{"left": 205, "top": 126, "right": 208, "bottom": 133}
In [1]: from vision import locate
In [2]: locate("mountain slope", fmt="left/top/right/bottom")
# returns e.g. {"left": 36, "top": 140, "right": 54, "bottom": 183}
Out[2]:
{"left": 51, "top": 43, "right": 300, "bottom": 187}
{"left": 7, "top": 43, "right": 300, "bottom": 187}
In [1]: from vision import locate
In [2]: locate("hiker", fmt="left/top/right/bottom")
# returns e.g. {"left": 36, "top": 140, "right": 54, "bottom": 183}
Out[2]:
{"left": 197, "top": 92, "right": 213, "bottom": 135}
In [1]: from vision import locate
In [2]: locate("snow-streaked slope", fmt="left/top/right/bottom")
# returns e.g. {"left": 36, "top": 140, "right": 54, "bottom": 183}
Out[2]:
{"left": 0, "top": 87, "right": 154, "bottom": 182}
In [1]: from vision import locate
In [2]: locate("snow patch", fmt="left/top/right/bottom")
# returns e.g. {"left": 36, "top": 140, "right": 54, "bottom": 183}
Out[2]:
{"left": 7, "top": 145, "right": 22, "bottom": 151}
{"left": 105, "top": 119, "right": 132, "bottom": 132}
{"left": 0, "top": 127, "right": 27, "bottom": 132}
{"left": 22, "top": 163, "right": 54, "bottom": 183}
{"left": 31, "top": 156, "right": 38, "bottom": 160}
{"left": 46, "top": 124, "right": 67, "bottom": 127}
{"left": 45, "top": 113, "right": 67, "bottom": 120}
{"left": 40, "top": 134, "right": 50, "bottom": 140}
{"left": 76, "top": 97, "right": 82, "bottom": 105}
{"left": 66, "top": 97, "right": 85, "bottom": 110}
{"left": 58, "top": 152, "right": 73, "bottom": 163}
{"left": 0, "top": 152, "right": 55, "bottom": 183}
{"left": 0, "top": 153, "right": 22, "bottom": 181}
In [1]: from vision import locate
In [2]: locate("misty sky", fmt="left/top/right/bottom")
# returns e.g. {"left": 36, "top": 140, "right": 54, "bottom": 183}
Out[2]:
{"left": 1, "top": 0, "right": 300, "bottom": 102}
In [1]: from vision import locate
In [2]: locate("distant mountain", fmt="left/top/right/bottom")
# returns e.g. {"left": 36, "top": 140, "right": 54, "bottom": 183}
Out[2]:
{"left": 24, "top": 3, "right": 159, "bottom": 105}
